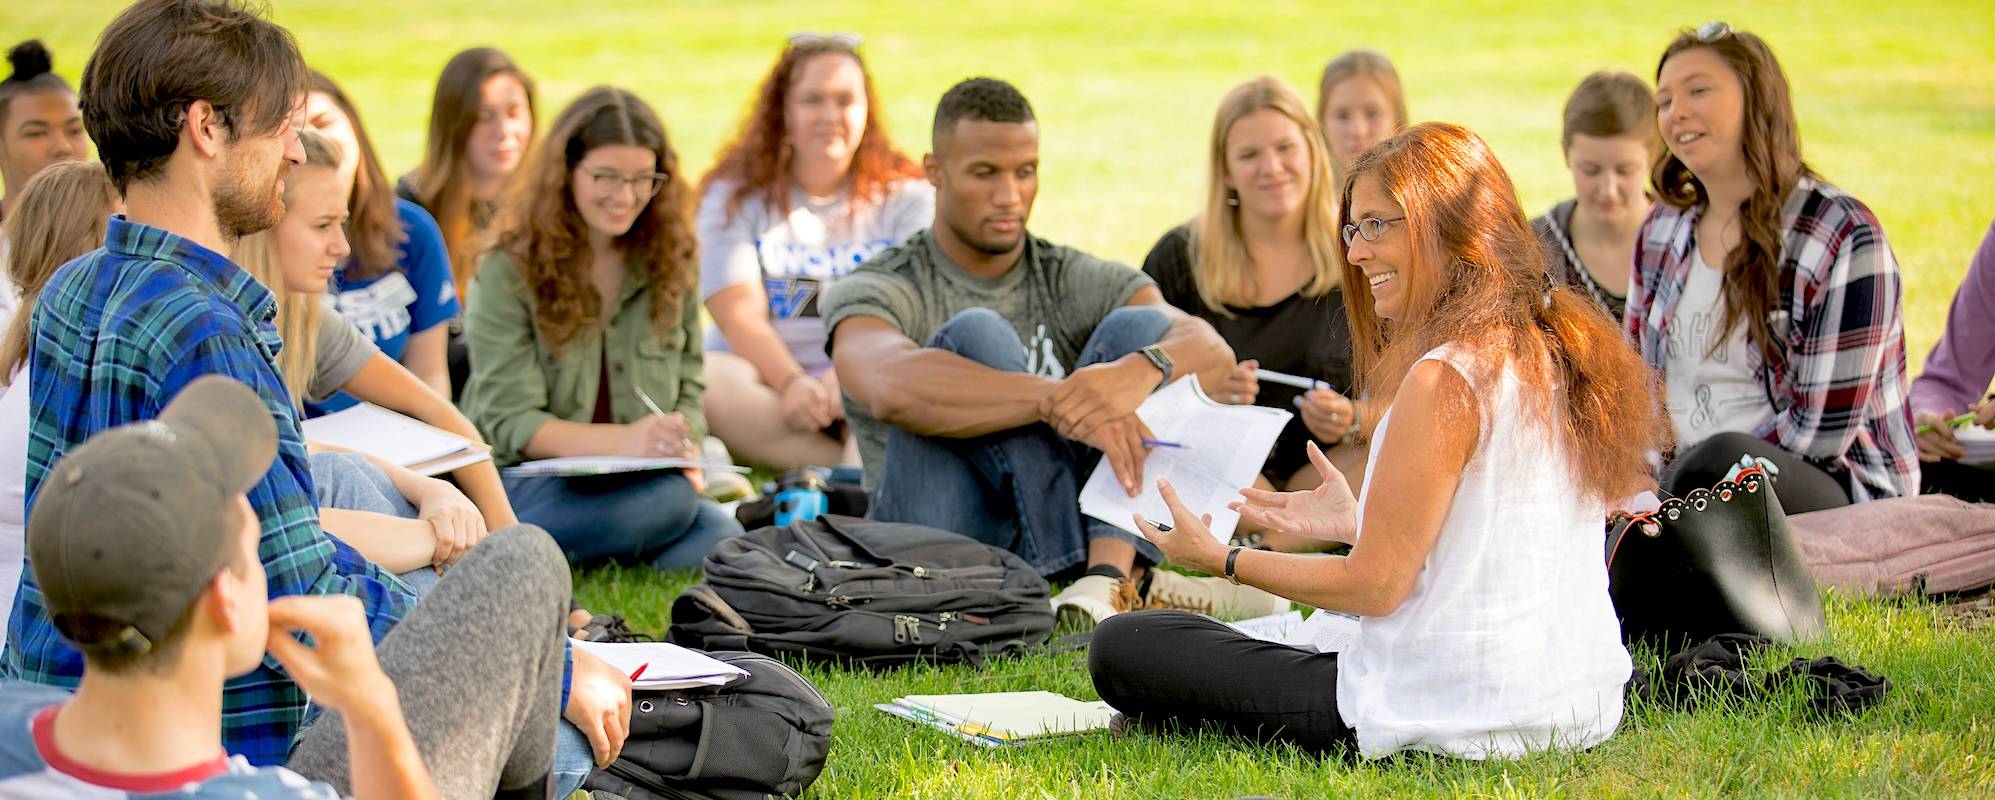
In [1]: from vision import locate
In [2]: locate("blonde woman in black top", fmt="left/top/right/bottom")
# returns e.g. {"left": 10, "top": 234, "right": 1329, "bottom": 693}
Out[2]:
{"left": 1142, "top": 76, "right": 1372, "bottom": 511}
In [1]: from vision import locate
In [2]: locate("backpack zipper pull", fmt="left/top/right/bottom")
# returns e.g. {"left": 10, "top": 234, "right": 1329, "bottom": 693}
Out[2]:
{"left": 892, "top": 615, "right": 912, "bottom": 644}
{"left": 938, "top": 611, "right": 954, "bottom": 630}
{"left": 911, "top": 565, "right": 929, "bottom": 578}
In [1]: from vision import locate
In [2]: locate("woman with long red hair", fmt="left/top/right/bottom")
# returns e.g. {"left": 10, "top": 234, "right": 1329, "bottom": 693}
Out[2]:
{"left": 1089, "top": 122, "right": 1665, "bottom": 759}
{"left": 697, "top": 34, "right": 930, "bottom": 471}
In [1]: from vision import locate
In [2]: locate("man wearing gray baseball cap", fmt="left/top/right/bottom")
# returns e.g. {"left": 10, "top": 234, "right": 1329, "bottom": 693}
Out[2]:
{"left": 0, "top": 376, "right": 572, "bottom": 798}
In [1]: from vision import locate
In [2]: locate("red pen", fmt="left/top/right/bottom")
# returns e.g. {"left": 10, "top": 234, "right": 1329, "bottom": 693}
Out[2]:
{"left": 629, "top": 663, "right": 648, "bottom": 682}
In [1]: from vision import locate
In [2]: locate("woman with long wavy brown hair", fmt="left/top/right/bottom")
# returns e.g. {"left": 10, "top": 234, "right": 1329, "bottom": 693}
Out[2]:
{"left": 1091, "top": 122, "right": 1664, "bottom": 759}
{"left": 463, "top": 85, "right": 742, "bottom": 572}
{"left": 397, "top": 47, "right": 536, "bottom": 296}
{"left": 698, "top": 34, "right": 929, "bottom": 471}
{"left": 1629, "top": 22, "right": 1916, "bottom": 512}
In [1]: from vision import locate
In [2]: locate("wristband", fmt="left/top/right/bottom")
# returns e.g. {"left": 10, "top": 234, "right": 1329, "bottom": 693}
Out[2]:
{"left": 1224, "top": 546, "right": 1244, "bottom": 585}
{"left": 1341, "top": 399, "right": 1365, "bottom": 447}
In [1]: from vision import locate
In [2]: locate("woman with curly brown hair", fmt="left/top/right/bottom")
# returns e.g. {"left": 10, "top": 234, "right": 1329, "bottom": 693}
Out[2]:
{"left": 698, "top": 34, "right": 931, "bottom": 471}
{"left": 463, "top": 86, "right": 742, "bottom": 570}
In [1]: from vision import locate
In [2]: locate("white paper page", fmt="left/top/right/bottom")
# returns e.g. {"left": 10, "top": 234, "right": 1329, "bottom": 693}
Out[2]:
{"left": 1080, "top": 377, "right": 1291, "bottom": 543}
{"left": 568, "top": 639, "right": 748, "bottom": 689}
{"left": 503, "top": 456, "right": 751, "bottom": 478}
{"left": 1284, "top": 609, "right": 1362, "bottom": 654}
{"left": 1227, "top": 609, "right": 1304, "bottom": 641}
{"left": 409, "top": 446, "right": 493, "bottom": 477}
{"left": 1958, "top": 425, "right": 1995, "bottom": 466}
{"left": 302, "top": 403, "right": 472, "bottom": 467}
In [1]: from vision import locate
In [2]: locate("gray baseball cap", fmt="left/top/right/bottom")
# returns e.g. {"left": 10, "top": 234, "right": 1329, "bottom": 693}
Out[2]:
{"left": 28, "top": 375, "right": 276, "bottom": 656}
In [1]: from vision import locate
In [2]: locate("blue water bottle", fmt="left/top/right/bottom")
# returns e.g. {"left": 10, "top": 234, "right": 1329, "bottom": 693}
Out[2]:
{"left": 773, "top": 468, "right": 830, "bottom": 526}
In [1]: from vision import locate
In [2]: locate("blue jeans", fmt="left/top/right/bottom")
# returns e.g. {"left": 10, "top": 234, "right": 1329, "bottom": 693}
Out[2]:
{"left": 503, "top": 469, "right": 744, "bottom": 570}
{"left": 869, "top": 307, "right": 1169, "bottom": 576}
{"left": 309, "top": 452, "right": 439, "bottom": 597}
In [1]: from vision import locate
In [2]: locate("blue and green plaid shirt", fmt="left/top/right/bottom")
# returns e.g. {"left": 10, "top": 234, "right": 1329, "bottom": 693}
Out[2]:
{"left": 4, "top": 217, "right": 417, "bottom": 765}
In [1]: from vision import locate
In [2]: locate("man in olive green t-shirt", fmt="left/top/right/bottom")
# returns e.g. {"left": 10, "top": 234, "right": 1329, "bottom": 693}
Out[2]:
{"left": 822, "top": 78, "right": 1284, "bottom": 626}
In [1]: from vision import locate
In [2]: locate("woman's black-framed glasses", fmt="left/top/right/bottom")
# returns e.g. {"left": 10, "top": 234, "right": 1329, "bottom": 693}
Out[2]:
{"left": 1694, "top": 21, "right": 1733, "bottom": 42}
{"left": 589, "top": 170, "right": 670, "bottom": 200}
{"left": 788, "top": 32, "right": 863, "bottom": 50}
{"left": 1341, "top": 216, "right": 1406, "bottom": 245}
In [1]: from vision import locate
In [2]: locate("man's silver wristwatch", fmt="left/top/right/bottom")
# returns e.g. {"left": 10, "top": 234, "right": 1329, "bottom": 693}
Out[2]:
{"left": 1138, "top": 345, "right": 1173, "bottom": 393}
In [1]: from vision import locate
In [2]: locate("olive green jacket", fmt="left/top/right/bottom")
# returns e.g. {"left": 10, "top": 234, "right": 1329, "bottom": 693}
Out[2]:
{"left": 462, "top": 250, "right": 705, "bottom": 466}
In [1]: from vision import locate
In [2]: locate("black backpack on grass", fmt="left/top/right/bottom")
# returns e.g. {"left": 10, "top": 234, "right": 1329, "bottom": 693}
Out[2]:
{"left": 668, "top": 515, "right": 1054, "bottom": 667}
{"left": 583, "top": 651, "right": 834, "bottom": 800}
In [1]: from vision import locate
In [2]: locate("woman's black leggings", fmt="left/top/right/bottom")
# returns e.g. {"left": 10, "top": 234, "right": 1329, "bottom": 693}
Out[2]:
{"left": 1665, "top": 432, "right": 1853, "bottom": 514}
{"left": 1087, "top": 610, "right": 1355, "bottom": 755}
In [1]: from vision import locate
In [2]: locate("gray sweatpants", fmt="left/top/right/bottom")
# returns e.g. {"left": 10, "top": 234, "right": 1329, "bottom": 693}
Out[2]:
{"left": 287, "top": 524, "right": 569, "bottom": 798}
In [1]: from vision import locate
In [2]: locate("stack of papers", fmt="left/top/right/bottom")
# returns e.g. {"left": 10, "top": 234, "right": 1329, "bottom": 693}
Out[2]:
{"left": 1228, "top": 608, "right": 1363, "bottom": 653}
{"left": 876, "top": 691, "right": 1116, "bottom": 747}
{"left": 569, "top": 639, "right": 748, "bottom": 691}
{"left": 302, "top": 403, "right": 491, "bottom": 476}
{"left": 1959, "top": 425, "right": 1995, "bottom": 466}
{"left": 1080, "top": 377, "right": 1292, "bottom": 544}
{"left": 502, "top": 455, "right": 750, "bottom": 479}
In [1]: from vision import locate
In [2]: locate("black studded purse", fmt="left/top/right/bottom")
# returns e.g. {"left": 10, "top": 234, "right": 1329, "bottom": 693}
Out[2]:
{"left": 1605, "top": 466, "right": 1829, "bottom": 648}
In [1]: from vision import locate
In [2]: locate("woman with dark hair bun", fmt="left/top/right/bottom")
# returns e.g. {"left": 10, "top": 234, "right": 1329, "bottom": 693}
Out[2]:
{"left": 698, "top": 34, "right": 930, "bottom": 471}
{"left": 463, "top": 86, "right": 743, "bottom": 573}
{"left": 1630, "top": 22, "right": 1917, "bottom": 512}
{"left": 0, "top": 39, "right": 88, "bottom": 327}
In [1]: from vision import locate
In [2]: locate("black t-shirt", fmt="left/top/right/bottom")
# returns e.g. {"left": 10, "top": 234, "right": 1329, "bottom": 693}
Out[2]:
{"left": 1141, "top": 225, "right": 1356, "bottom": 481}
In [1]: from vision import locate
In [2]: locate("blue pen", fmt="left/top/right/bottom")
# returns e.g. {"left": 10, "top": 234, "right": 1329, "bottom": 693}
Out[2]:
{"left": 1142, "top": 438, "right": 1185, "bottom": 449}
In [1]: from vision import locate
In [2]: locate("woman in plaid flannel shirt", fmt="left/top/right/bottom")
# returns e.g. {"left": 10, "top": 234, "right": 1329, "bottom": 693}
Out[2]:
{"left": 1627, "top": 22, "right": 1919, "bottom": 513}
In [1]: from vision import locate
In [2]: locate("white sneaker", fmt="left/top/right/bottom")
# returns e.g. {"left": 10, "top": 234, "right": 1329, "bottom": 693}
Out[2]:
{"left": 1141, "top": 569, "right": 1291, "bottom": 619}
{"left": 1051, "top": 574, "right": 1135, "bottom": 627}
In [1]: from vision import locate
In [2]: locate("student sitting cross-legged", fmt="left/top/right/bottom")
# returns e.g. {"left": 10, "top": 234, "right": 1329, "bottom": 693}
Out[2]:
{"left": 822, "top": 77, "right": 1285, "bottom": 625}
{"left": 0, "top": 376, "right": 571, "bottom": 798}
{"left": 1090, "top": 122, "right": 1666, "bottom": 759}
{"left": 462, "top": 86, "right": 744, "bottom": 571}
{"left": 698, "top": 33, "right": 932, "bottom": 471}
{"left": 1908, "top": 218, "right": 1995, "bottom": 502}
{"left": 4, "top": 1, "right": 632, "bottom": 787}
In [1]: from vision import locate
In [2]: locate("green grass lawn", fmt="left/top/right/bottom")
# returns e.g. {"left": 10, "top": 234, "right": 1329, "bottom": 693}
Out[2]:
{"left": 17, "top": 1, "right": 1995, "bottom": 796}
{"left": 580, "top": 565, "right": 1995, "bottom": 799}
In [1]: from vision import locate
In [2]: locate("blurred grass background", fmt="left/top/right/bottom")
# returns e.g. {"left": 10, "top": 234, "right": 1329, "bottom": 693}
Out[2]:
{"left": 15, "top": 0, "right": 1995, "bottom": 373}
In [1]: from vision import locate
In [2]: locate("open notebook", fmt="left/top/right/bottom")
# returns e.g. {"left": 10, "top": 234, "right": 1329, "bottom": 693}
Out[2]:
{"left": 568, "top": 639, "right": 747, "bottom": 691}
{"left": 876, "top": 691, "right": 1116, "bottom": 747}
{"left": 302, "top": 402, "right": 491, "bottom": 477}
